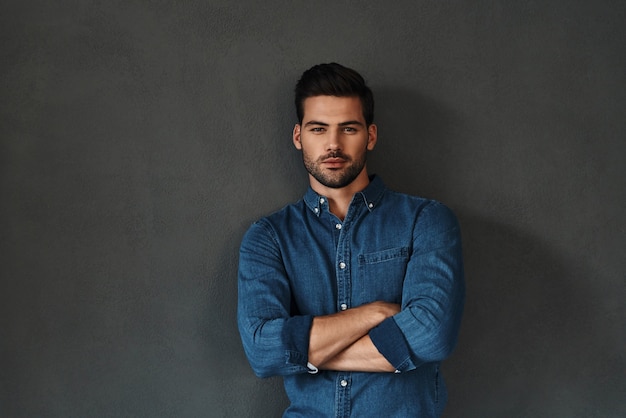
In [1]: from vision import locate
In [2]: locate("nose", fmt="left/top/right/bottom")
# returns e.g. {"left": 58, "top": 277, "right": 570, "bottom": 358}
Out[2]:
{"left": 326, "top": 128, "right": 341, "bottom": 151}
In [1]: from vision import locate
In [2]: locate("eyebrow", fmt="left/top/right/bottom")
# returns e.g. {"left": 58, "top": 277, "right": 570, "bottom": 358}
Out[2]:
{"left": 304, "top": 120, "right": 365, "bottom": 127}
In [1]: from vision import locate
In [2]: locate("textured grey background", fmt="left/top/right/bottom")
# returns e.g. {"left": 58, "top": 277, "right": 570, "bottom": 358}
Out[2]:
{"left": 1, "top": 1, "right": 624, "bottom": 417}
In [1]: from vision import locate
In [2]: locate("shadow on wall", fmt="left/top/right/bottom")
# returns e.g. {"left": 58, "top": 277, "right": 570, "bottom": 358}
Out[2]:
{"left": 369, "top": 85, "right": 460, "bottom": 201}
{"left": 446, "top": 214, "right": 621, "bottom": 417}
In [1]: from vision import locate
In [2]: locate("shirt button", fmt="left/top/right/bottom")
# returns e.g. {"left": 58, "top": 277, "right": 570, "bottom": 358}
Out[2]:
{"left": 368, "top": 202, "right": 374, "bottom": 209}
{"left": 320, "top": 198, "right": 325, "bottom": 204}
{"left": 314, "top": 207, "right": 319, "bottom": 214}
{"left": 340, "top": 379, "right": 348, "bottom": 387}
{"left": 335, "top": 223, "right": 342, "bottom": 230}
{"left": 340, "top": 303, "right": 348, "bottom": 311}
{"left": 339, "top": 262, "right": 346, "bottom": 269}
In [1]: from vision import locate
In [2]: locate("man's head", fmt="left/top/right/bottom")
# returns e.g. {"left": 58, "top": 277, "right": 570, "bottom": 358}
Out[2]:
{"left": 294, "top": 63, "right": 374, "bottom": 126}
{"left": 292, "top": 64, "right": 378, "bottom": 192}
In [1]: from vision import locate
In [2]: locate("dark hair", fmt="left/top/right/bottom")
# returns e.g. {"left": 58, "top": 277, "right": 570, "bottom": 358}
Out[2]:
{"left": 294, "top": 63, "right": 374, "bottom": 125}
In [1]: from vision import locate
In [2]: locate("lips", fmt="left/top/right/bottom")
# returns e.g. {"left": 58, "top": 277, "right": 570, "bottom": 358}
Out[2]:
{"left": 321, "top": 157, "right": 347, "bottom": 169}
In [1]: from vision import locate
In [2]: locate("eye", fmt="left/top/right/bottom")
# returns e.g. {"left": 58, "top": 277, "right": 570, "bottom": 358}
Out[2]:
{"left": 310, "top": 127, "right": 325, "bottom": 133}
{"left": 343, "top": 127, "right": 357, "bottom": 133}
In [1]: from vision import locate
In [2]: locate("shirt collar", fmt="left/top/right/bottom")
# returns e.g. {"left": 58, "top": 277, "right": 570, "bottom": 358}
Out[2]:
{"left": 304, "top": 175, "right": 386, "bottom": 217}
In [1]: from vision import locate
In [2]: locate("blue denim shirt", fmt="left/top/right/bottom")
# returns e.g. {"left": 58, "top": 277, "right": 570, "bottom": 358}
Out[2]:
{"left": 238, "top": 176, "right": 464, "bottom": 417}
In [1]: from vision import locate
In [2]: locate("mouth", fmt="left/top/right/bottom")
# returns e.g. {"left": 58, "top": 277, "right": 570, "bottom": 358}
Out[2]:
{"left": 321, "top": 157, "right": 347, "bottom": 168}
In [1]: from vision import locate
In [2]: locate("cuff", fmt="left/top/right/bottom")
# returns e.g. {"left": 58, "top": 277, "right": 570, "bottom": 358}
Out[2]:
{"left": 369, "top": 317, "right": 417, "bottom": 372}
{"left": 283, "top": 314, "right": 315, "bottom": 372}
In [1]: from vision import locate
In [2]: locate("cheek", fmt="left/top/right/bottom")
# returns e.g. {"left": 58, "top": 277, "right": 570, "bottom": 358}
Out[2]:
{"left": 301, "top": 142, "right": 322, "bottom": 158}
{"left": 301, "top": 148, "right": 316, "bottom": 164}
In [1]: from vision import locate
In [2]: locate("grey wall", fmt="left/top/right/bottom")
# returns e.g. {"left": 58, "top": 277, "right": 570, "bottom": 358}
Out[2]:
{"left": 1, "top": 1, "right": 624, "bottom": 417}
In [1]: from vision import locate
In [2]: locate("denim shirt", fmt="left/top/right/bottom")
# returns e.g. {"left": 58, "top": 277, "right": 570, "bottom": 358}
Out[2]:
{"left": 237, "top": 176, "right": 465, "bottom": 417}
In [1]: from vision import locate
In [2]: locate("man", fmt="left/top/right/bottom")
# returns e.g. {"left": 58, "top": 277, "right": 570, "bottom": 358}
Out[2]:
{"left": 237, "top": 63, "right": 465, "bottom": 417}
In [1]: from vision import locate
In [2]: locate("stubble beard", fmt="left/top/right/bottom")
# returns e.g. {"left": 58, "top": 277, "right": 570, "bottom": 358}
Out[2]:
{"left": 302, "top": 150, "right": 367, "bottom": 189}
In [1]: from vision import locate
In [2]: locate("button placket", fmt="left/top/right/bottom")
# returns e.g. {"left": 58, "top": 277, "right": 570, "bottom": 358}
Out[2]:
{"left": 332, "top": 212, "right": 348, "bottom": 315}
{"left": 335, "top": 374, "right": 351, "bottom": 417}
{"left": 334, "top": 212, "right": 351, "bottom": 317}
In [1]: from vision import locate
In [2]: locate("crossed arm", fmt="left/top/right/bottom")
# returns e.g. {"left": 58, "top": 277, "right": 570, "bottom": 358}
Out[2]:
{"left": 308, "top": 301, "right": 400, "bottom": 372}
{"left": 238, "top": 202, "right": 464, "bottom": 378}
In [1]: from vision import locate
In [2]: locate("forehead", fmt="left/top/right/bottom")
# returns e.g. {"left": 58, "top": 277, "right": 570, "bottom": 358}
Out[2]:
{"left": 301, "top": 96, "right": 364, "bottom": 123}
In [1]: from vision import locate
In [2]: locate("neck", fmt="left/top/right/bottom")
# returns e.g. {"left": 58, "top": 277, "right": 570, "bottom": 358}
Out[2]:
{"left": 309, "top": 169, "right": 370, "bottom": 221}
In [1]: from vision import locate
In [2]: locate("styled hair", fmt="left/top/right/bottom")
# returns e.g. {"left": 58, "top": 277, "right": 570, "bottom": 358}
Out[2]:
{"left": 294, "top": 63, "right": 374, "bottom": 125}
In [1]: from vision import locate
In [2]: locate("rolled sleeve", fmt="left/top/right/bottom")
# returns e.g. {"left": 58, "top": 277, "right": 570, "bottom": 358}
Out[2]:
{"left": 369, "top": 316, "right": 417, "bottom": 372}
{"left": 237, "top": 221, "right": 314, "bottom": 377}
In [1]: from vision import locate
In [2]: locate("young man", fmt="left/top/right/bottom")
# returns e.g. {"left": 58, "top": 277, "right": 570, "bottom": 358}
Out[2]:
{"left": 237, "top": 63, "right": 465, "bottom": 417}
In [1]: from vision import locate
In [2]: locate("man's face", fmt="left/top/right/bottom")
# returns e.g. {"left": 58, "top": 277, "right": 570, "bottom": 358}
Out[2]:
{"left": 293, "top": 96, "right": 377, "bottom": 189}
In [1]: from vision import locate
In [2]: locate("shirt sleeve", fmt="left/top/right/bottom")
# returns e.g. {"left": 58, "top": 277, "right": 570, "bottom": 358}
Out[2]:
{"left": 237, "top": 220, "right": 315, "bottom": 378}
{"left": 369, "top": 201, "right": 465, "bottom": 372}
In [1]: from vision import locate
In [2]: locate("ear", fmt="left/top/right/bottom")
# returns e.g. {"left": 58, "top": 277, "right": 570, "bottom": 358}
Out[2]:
{"left": 293, "top": 124, "right": 302, "bottom": 150}
{"left": 366, "top": 124, "right": 378, "bottom": 151}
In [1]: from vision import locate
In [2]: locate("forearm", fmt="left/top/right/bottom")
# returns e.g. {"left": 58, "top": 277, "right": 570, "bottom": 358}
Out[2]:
{"left": 308, "top": 301, "right": 399, "bottom": 367}
{"left": 318, "top": 334, "right": 396, "bottom": 372}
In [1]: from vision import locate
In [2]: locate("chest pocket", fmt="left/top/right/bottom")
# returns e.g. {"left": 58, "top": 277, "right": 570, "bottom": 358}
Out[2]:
{"left": 356, "top": 247, "right": 409, "bottom": 303}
